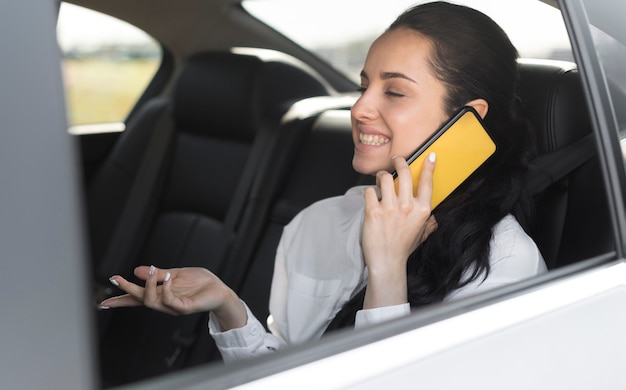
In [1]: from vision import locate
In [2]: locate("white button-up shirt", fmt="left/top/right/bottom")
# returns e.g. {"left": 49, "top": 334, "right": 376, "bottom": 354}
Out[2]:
{"left": 209, "top": 186, "right": 546, "bottom": 362}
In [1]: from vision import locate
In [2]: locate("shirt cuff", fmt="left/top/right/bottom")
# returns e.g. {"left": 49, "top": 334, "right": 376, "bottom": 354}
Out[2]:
{"left": 354, "top": 303, "right": 411, "bottom": 329}
{"left": 208, "top": 301, "right": 270, "bottom": 357}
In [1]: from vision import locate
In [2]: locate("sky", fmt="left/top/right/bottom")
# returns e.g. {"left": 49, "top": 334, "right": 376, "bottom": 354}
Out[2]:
{"left": 56, "top": 3, "right": 152, "bottom": 50}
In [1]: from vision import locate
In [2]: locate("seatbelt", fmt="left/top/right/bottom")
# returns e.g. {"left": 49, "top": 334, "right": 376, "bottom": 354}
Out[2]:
{"left": 215, "top": 125, "right": 276, "bottom": 283}
{"left": 168, "top": 125, "right": 277, "bottom": 369}
{"left": 526, "top": 132, "right": 595, "bottom": 269}
{"left": 95, "top": 105, "right": 175, "bottom": 301}
{"left": 525, "top": 132, "right": 596, "bottom": 196}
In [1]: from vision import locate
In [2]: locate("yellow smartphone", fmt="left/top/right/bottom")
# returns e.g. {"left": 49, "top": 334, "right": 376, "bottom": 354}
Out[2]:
{"left": 393, "top": 106, "right": 496, "bottom": 209}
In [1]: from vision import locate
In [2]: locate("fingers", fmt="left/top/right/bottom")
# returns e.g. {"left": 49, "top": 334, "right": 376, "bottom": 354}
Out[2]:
{"left": 391, "top": 156, "right": 413, "bottom": 200}
{"left": 364, "top": 186, "right": 381, "bottom": 209}
{"left": 98, "top": 274, "right": 146, "bottom": 309}
{"left": 143, "top": 265, "right": 161, "bottom": 310}
{"left": 101, "top": 265, "right": 174, "bottom": 313}
{"left": 374, "top": 156, "right": 410, "bottom": 208}
{"left": 139, "top": 266, "right": 181, "bottom": 315}
{"left": 375, "top": 170, "right": 394, "bottom": 206}
{"left": 422, "top": 215, "right": 439, "bottom": 239}
{"left": 416, "top": 152, "right": 436, "bottom": 208}
{"left": 134, "top": 265, "right": 169, "bottom": 281}
{"left": 108, "top": 274, "right": 145, "bottom": 300}
{"left": 160, "top": 271, "right": 176, "bottom": 307}
{"left": 99, "top": 294, "right": 144, "bottom": 309}
{"left": 160, "top": 271, "right": 188, "bottom": 315}
{"left": 414, "top": 215, "right": 439, "bottom": 247}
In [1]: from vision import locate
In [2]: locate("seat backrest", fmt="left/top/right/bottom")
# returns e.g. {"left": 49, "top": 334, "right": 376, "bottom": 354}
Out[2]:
{"left": 92, "top": 50, "right": 331, "bottom": 386}
{"left": 87, "top": 50, "right": 329, "bottom": 280}
{"left": 518, "top": 60, "right": 614, "bottom": 269}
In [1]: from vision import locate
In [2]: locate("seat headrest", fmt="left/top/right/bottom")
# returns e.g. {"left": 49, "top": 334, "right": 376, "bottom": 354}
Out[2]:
{"left": 518, "top": 60, "right": 591, "bottom": 154}
{"left": 173, "top": 52, "right": 265, "bottom": 142}
{"left": 172, "top": 50, "right": 331, "bottom": 142}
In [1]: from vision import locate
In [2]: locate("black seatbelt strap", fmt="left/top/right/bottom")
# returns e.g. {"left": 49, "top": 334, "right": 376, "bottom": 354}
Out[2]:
{"left": 170, "top": 126, "right": 276, "bottom": 368}
{"left": 526, "top": 133, "right": 596, "bottom": 196}
{"left": 96, "top": 105, "right": 175, "bottom": 301}
{"left": 215, "top": 125, "right": 276, "bottom": 285}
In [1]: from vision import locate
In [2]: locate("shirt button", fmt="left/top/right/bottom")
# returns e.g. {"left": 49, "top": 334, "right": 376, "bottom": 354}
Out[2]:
{"left": 250, "top": 325, "right": 259, "bottom": 336}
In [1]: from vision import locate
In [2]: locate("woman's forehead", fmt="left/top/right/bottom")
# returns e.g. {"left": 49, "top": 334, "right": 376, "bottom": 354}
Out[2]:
{"left": 362, "top": 28, "right": 434, "bottom": 80}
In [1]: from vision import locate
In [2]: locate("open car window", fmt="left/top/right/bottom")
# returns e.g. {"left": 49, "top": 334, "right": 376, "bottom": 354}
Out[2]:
{"left": 244, "top": 0, "right": 572, "bottom": 82}
{"left": 10, "top": 0, "right": 621, "bottom": 388}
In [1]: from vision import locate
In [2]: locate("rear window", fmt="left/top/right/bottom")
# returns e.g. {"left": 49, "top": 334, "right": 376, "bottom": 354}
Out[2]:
{"left": 57, "top": 3, "right": 161, "bottom": 127}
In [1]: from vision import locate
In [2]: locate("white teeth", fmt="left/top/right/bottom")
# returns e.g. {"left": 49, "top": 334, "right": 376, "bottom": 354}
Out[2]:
{"left": 359, "top": 133, "right": 390, "bottom": 146}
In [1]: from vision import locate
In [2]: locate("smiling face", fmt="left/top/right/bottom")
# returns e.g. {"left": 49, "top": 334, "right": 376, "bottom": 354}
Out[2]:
{"left": 351, "top": 27, "right": 449, "bottom": 175}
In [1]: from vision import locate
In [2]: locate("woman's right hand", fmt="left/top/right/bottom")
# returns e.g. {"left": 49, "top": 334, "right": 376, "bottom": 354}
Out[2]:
{"left": 100, "top": 265, "right": 247, "bottom": 331}
{"left": 360, "top": 154, "right": 438, "bottom": 309}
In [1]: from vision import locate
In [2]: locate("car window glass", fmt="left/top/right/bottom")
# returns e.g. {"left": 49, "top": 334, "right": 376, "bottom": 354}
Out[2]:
{"left": 243, "top": 0, "right": 572, "bottom": 82}
{"left": 580, "top": 0, "right": 626, "bottom": 161}
{"left": 592, "top": 28, "right": 626, "bottom": 135}
{"left": 56, "top": 3, "right": 161, "bottom": 127}
{"left": 588, "top": 28, "right": 626, "bottom": 137}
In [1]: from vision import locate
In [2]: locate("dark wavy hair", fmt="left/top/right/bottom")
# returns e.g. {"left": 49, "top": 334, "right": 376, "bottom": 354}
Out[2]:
{"left": 326, "top": 1, "right": 535, "bottom": 331}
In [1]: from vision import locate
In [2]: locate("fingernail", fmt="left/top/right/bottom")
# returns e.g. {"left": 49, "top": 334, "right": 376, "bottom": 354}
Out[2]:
{"left": 149, "top": 265, "right": 156, "bottom": 276}
{"left": 428, "top": 152, "right": 436, "bottom": 162}
{"left": 164, "top": 272, "right": 171, "bottom": 282}
{"left": 99, "top": 306, "right": 111, "bottom": 310}
{"left": 391, "top": 155, "right": 398, "bottom": 160}
{"left": 109, "top": 277, "right": 119, "bottom": 287}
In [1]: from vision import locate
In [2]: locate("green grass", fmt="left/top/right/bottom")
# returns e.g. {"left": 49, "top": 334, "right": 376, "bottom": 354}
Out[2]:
{"left": 62, "top": 58, "right": 159, "bottom": 125}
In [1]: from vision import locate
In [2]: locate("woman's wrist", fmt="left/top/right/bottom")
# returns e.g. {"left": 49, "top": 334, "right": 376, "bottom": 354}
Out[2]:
{"left": 212, "top": 286, "right": 248, "bottom": 331}
{"left": 363, "top": 263, "right": 408, "bottom": 309}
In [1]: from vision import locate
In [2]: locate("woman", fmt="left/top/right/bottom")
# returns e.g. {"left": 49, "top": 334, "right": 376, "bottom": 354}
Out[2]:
{"left": 101, "top": 1, "right": 546, "bottom": 362}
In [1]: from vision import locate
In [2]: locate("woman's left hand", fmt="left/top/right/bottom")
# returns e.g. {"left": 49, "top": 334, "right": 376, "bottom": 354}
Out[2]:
{"left": 361, "top": 153, "right": 438, "bottom": 309}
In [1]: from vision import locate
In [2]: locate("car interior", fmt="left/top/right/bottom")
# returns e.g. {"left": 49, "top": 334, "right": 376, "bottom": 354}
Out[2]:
{"left": 59, "top": 0, "right": 616, "bottom": 387}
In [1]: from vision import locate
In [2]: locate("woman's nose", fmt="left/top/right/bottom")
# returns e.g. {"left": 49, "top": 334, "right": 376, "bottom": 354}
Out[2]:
{"left": 351, "top": 91, "right": 376, "bottom": 120}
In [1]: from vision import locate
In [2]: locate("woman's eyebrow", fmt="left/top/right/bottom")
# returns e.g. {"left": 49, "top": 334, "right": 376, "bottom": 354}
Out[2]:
{"left": 359, "top": 70, "right": 417, "bottom": 84}
{"left": 380, "top": 72, "right": 417, "bottom": 84}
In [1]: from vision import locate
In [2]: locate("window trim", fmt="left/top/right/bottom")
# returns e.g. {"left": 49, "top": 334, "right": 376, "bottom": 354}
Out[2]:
{"left": 561, "top": 0, "right": 626, "bottom": 257}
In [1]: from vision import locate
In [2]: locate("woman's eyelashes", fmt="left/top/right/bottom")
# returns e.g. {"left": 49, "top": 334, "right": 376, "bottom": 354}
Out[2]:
{"left": 385, "top": 90, "right": 404, "bottom": 98}
{"left": 357, "top": 86, "right": 405, "bottom": 98}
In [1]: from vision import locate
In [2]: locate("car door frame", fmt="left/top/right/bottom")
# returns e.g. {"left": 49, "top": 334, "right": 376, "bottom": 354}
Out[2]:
{"left": 0, "top": 0, "right": 98, "bottom": 389}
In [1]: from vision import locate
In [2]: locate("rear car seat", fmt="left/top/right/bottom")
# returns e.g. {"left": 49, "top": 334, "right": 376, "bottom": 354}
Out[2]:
{"left": 518, "top": 60, "right": 614, "bottom": 269}
{"left": 89, "top": 50, "right": 330, "bottom": 386}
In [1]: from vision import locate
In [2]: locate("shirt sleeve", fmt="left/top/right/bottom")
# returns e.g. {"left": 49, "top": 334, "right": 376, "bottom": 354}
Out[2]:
{"left": 354, "top": 303, "right": 411, "bottom": 329}
{"left": 208, "top": 300, "right": 282, "bottom": 363}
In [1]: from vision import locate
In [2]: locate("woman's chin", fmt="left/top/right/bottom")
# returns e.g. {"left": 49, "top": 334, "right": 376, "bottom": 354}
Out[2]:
{"left": 352, "top": 159, "right": 389, "bottom": 176}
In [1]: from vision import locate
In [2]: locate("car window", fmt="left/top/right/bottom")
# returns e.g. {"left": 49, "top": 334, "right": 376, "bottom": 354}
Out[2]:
{"left": 243, "top": 0, "right": 572, "bottom": 82}
{"left": 56, "top": 3, "right": 161, "bottom": 129}
{"left": 583, "top": 7, "right": 626, "bottom": 136}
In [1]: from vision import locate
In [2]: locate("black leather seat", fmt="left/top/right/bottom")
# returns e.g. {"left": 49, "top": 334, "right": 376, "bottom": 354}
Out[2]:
{"left": 91, "top": 50, "right": 330, "bottom": 386}
{"left": 518, "top": 60, "right": 614, "bottom": 269}
{"left": 87, "top": 51, "right": 329, "bottom": 284}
